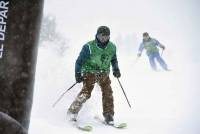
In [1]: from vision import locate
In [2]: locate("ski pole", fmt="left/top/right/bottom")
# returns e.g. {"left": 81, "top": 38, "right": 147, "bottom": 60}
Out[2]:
{"left": 52, "top": 82, "right": 78, "bottom": 108}
{"left": 117, "top": 78, "right": 132, "bottom": 108}
{"left": 161, "top": 49, "right": 164, "bottom": 57}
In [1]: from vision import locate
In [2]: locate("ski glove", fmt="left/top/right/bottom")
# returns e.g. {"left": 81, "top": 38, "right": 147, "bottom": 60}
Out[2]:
{"left": 160, "top": 45, "right": 165, "bottom": 50}
{"left": 75, "top": 72, "right": 83, "bottom": 83}
{"left": 113, "top": 69, "right": 121, "bottom": 78}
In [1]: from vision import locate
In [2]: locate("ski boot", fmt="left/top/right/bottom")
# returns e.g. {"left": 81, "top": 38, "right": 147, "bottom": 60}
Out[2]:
{"left": 104, "top": 114, "right": 114, "bottom": 125}
{"left": 67, "top": 111, "right": 78, "bottom": 122}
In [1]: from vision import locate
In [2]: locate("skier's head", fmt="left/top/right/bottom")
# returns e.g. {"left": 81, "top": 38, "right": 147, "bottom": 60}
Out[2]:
{"left": 96, "top": 26, "right": 110, "bottom": 44}
{"left": 143, "top": 32, "right": 150, "bottom": 41}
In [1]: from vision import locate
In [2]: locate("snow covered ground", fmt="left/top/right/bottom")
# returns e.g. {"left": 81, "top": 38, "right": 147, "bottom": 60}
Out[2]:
{"left": 29, "top": 44, "right": 199, "bottom": 134}
{"left": 29, "top": 0, "right": 200, "bottom": 133}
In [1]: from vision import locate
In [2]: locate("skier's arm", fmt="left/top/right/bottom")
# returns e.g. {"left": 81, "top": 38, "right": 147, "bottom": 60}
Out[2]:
{"left": 155, "top": 39, "right": 165, "bottom": 49}
{"left": 111, "top": 54, "right": 120, "bottom": 72}
{"left": 111, "top": 48, "right": 121, "bottom": 78}
{"left": 75, "top": 44, "right": 90, "bottom": 74}
{"left": 138, "top": 43, "right": 144, "bottom": 56}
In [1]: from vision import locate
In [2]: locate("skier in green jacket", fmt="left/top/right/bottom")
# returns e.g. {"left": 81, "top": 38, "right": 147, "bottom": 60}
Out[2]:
{"left": 67, "top": 26, "right": 121, "bottom": 125}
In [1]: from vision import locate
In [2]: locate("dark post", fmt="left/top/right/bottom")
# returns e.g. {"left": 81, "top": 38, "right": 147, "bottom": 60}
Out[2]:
{"left": 0, "top": 0, "right": 44, "bottom": 133}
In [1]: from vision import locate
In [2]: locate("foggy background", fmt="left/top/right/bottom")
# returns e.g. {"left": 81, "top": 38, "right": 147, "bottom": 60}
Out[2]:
{"left": 29, "top": 0, "right": 200, "bottom": 134}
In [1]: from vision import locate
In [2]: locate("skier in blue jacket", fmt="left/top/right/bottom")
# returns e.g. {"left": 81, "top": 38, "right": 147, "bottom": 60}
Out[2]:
{"left": 137, "top": 32, "right": 169, "bottom": 71}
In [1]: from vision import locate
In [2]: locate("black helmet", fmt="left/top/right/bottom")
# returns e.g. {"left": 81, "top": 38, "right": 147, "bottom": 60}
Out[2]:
{"left": 97, "top": 26, "right": 110, "bottom": 36}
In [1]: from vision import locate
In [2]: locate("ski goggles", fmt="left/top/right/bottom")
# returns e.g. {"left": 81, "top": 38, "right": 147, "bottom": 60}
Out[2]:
{"left": 97, "top": 34, "right": 110, "bottom": 42}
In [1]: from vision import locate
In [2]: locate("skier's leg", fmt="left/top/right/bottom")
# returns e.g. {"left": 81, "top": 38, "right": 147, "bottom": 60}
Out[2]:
{"left": 155, "top": 52, "right": 168, "bottom": 70}
{"left": 148, "top": 54, "right": 157, "bottom": 71}
{"left": 98, "top": 74, "right": 114, "bottom": 118}
{"left": 68, "top": 73, "right": 96, "bottom": 116}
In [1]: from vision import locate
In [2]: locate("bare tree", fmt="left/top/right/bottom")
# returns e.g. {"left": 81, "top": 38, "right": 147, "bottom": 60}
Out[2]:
{"left": 40, "top": 15, "right": 69, "bottom": 56}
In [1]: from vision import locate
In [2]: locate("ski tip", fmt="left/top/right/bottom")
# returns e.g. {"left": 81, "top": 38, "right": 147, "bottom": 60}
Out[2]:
{"left": 114, "top": 123, "right": 127, "bottom": 128}
{"left": 77, "top": 125, "right": 93, "bottom": 132}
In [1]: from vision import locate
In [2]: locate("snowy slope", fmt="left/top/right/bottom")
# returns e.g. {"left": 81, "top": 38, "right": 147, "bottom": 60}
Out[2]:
{"left": 29, "top": 0, "right": 200, "bottom": 133}
{"left": 29, "top": 43, "right": 199, "bottom": 134}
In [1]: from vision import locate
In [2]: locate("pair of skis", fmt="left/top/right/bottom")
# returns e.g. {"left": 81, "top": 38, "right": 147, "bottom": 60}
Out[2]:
{"left": 72, "top": 116, "right": 127, "bottom": 132}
